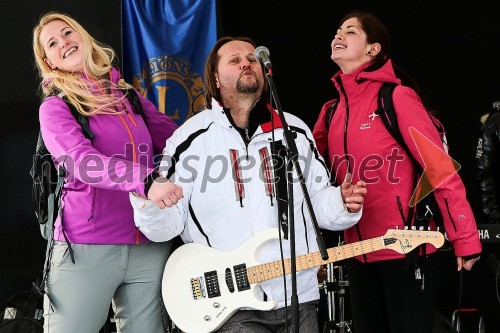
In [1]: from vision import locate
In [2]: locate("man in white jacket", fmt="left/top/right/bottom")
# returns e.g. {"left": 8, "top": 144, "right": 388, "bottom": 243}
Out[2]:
{"left": 130, "top": 36, "right": 366, "bottom": 333}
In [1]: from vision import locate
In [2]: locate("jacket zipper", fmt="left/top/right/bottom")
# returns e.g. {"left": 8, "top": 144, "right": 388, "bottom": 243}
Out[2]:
{"left": 91, "top": 73, "right": 142, "bottom": 244}
{"left": 117, "top": 97, "right": 141, "bottom": 244}
{"left": 336, "top": 77, "right": 352, "bottom": 174}
{"left": 336, "top": 77, "right": 366, "bottom": 261}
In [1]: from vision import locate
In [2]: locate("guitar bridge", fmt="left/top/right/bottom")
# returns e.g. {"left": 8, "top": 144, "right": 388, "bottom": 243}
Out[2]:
{"left": 190, "top": 277, "right": 206, "bottom": 300}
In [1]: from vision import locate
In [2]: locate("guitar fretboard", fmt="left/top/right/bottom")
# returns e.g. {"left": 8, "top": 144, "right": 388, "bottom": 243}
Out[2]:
{"left": 247, "top": 236, "right": 385, "bottom": 284}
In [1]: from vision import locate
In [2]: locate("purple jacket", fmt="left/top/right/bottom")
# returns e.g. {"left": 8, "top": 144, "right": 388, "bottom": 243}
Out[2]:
{"left": 39, "top": 68, "right": 178, "bottom": 244}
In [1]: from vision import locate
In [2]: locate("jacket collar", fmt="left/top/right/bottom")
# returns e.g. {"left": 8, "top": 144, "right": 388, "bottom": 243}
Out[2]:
{"left": 212, "top": 98, "right": 283, "bottom": 137}
{"left": 331, "top": 59, "right": 401, "bottom": 94}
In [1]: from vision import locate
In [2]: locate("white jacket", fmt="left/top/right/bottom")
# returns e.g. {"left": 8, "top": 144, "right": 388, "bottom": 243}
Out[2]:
{"left": 130, "top": 100, "right": 361, "bottom": 308}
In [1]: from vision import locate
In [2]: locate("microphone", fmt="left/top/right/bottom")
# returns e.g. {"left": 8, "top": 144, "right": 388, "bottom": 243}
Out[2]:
{"left": 254, "top": 46, "right": 272, "bottom": 70}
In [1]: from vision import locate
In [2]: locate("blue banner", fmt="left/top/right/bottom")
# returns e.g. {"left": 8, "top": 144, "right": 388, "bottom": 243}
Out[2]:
{"left": 122, "top": 0, "right": 217, "bottom": 124}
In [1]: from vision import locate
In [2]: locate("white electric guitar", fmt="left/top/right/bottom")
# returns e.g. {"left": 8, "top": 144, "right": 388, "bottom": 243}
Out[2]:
{"left": 162, "top": 228, "right": 444, "bottom": 333}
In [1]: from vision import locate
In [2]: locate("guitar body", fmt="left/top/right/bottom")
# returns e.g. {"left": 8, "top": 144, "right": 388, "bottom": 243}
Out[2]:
{"left": 161, "top": 227, "right": 444, "bottom": 333}
{"left": 162, "top": 228, "right": 279, "bottom": 333}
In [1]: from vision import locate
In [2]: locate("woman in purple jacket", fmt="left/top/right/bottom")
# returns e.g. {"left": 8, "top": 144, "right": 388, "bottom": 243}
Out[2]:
{"left": 33, "top": 12, "right": 178, "bottom": 332}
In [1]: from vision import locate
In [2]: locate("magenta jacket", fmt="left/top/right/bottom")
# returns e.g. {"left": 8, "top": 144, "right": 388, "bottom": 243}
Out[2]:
{"left": 313, "top": 60, "right": 481, "bottom": 262}
{"left": 39, "top": 68, "right": 178, "bottom": 244}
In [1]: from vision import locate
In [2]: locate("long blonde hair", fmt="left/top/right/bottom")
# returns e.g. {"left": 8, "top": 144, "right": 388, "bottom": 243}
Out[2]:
{"left": 33, "top": 12, "right": 130, "bottom": 116}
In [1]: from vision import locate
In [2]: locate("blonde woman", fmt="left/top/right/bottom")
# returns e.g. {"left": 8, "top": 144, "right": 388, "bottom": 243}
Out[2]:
{"left": 33, "top": 12, "right": 178, "bottom": 332}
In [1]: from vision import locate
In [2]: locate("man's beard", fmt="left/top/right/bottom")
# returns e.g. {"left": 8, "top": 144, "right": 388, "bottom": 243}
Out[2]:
{"left": 236, "top": 77, "right": 260, "bottom": 94}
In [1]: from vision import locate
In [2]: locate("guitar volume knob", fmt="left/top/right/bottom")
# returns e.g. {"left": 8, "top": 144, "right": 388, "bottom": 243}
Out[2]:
{"left": 213, "top": 302, "right": 220, "bottom": 308}
{"left": 204, "top": 315, "right": 211, "bottom": 321}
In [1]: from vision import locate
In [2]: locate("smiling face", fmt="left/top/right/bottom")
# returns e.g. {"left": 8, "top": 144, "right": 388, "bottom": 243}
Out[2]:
{"left": 39, "top": 19, "right": 84, "bottom": 72}
{"left": 331, "top": 17, "right": 376, "bottom": 74}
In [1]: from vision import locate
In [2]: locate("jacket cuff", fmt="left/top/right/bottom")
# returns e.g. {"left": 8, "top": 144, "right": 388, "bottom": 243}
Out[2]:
{"left": 462, "top": 252, "right": 481, "bottom": 261}
{"left": 144, "top": 171, "right": 160, "bottom": 197}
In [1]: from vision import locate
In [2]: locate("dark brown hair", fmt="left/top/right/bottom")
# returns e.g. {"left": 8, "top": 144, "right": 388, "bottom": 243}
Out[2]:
{"left": 340, "top": 11, "right": 421, "bottom": 95}
{"left": 339, "top": 11, "right": 391, "bottom": 64}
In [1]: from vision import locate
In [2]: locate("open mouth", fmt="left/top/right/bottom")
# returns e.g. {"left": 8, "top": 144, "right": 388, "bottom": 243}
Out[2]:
{"left": 63, "top": 46, "right": 78, "bottom": 59}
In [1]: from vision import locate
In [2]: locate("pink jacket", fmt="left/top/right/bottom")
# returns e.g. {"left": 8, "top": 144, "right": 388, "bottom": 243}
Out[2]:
{"left": 39, "top": 68, "right": 178, "bottom": 244}
{"left": 313, "top": 60, "right": 481, "bottom": 262}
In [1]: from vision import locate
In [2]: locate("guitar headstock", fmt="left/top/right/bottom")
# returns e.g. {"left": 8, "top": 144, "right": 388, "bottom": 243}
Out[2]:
{"left": 383, "top": 228, "right": 445, "bottom": 254}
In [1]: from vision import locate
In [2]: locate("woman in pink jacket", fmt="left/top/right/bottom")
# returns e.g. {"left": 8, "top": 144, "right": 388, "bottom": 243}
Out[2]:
{"left": 313, "top": 12, "right": 481, "bottom": 333}
{"left": 33, "top": 12, "right": 178, "bottom": 332}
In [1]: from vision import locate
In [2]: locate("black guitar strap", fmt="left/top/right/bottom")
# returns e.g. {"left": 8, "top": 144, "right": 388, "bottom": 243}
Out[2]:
{"left": 271, "top": 140, "right": 289, "bottom": 239}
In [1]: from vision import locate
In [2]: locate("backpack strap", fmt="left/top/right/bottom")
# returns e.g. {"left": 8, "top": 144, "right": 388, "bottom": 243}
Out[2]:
{"left": 324, "top": 99, "right": 339, "bottom": 128}
{"left": 57, "top": 93, "right": 96, "bottom": 140}
{"left": 322, "top": 99, "right": 339, "bottom": 184}
{"left": 374, "top": 82, "right": 427, "bottom": 224}
{"left": 375, "top": 82, "right": 425, "bottom": 174}
{"left": 123, "top": 88, "right": 148, "bottom": 126}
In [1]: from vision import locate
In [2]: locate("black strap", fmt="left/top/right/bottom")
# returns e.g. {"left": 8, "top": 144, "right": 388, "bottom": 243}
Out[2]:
{"left": 271, "top": 140, "right": 289, "bottom": 239}
{"left": 324, "top": 100, "right": 339, "bottom": 183}
{"left": 62, "top": 96, "right": 95, "bottom": 140}
{"left": 40, "top": 165, "right": 71, "bottom": 300}
{"left": 124, "top": 88, "right": 147, "bottom": 125}
{"left": 325, "top": 100, "right": 339, "bottom": 128}
{"left": 375, "top": 83, "right": 420, "bottom": 168}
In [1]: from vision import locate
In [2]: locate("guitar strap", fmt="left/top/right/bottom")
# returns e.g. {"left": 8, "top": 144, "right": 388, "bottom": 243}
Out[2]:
{"left": 271, "top": 140, "right": 289, "bottom": 239}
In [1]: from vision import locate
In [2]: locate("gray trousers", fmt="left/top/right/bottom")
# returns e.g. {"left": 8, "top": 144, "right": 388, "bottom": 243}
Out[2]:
{"left": 215, "top": 300, "right": 319, "bottom": 333}
{"left": 43, "top": 241, "right": 171, "bottom": 333}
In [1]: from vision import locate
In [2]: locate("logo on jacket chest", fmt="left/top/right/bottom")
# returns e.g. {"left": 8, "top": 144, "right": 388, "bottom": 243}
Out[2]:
{"left": 360, "top": 122, "right": 372, "bottom": 130}
{"left": 359, "top": 110, "right": 379, "bottom": 130}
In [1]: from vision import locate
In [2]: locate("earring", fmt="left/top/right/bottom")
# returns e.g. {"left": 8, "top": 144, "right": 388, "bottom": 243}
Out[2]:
{"left": 367, "top": 51, "right": 372, "bottom": 55}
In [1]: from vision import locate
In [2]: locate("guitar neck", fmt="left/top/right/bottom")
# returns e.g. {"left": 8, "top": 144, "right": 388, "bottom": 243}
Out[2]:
{"left": 247, "top": 236, "right": 385, "bottom": 284}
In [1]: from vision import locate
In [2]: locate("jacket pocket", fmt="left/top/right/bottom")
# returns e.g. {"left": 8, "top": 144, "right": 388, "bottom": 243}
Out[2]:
{"left": 87, "top": 186, "right": 98, "bottom": 223}
{"left": 444, "top": 198, "right": 457, "bottom": 232}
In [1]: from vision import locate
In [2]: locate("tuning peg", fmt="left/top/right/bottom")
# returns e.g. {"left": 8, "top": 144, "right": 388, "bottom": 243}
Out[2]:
{"left": 427, "top": 227, "right": 431, "bottom": 231}
{"left": 396, "top": 226, "right": 399, "bottom": 230}
{"left": 411, "top": 226, "right": 416, "bottom": 230}
{"left": 404, "top": 226, "right": 409, "bottom": 230}
{"left": 419, "top": 226, "right": 424, "bottom": 231}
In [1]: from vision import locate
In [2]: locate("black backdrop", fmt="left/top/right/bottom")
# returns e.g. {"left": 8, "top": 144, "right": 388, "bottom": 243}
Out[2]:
{"left": 1, "top": 0, "right": 499, "bottom": 329}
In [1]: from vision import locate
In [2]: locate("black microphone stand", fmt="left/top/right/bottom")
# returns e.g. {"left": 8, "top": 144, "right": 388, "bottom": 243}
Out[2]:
{"left": 264, "top": 67, "right": 329, "bottom": 333}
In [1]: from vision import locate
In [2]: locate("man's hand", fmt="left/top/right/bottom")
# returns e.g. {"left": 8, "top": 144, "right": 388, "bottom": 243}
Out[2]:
{"left": 340, "top": 172, "right": 367, "bottom": 213}
{"left": 148, "top": 176, "right": 184, "bottom": 209}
